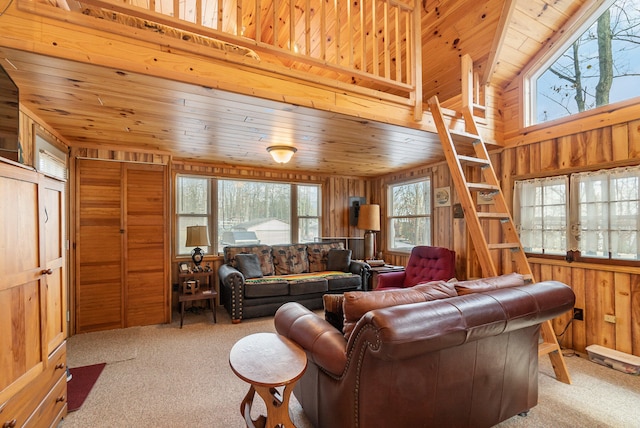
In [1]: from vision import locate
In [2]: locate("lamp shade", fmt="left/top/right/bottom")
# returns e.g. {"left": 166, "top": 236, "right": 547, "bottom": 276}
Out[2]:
{"left": 357, "top": 204, "right": 380, "bottom": 231}
{"left": 267, "top": 145, "right": 297, "bottom": 163}
{"left": 185, "top": 225, "right": 210, "bottom": 247}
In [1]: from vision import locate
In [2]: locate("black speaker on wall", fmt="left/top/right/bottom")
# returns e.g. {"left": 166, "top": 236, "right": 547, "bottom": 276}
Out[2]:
{"left": 349, "top": 196, "right": 366, "bottom": 226}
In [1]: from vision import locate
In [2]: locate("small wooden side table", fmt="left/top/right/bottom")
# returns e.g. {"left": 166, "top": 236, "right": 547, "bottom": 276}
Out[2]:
{"left": 178, "top": 270, "right": 217, "bottom": 328}
{"left": 229, "top": 333, "right": 307, "bottom": 428}
{"left": 369, "top": 264, "right": 405, "bottom": 290}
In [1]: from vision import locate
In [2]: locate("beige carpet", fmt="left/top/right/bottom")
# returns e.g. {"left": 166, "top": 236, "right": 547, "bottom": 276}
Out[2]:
{"left": 61, "top": 308, "right": 640, "bottom": 428}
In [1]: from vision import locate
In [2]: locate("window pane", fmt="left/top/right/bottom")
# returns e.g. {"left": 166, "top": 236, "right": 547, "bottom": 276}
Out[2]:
{"left": 177, "top": 216, "right": 209, "bottom": 255}
{"left": 218, "top": 180, "right": 291, "bottom": 251}
{"left": 298, "top": 218, "right": 319, "bottom": 243}
{"left": 534, "top": 0, "right": 640, "bottom": 124}
{"left": 388, "top": 178, "right": 431, "bottom": 252}
{"left": 177, "top": 176, "right": 208, "bottom": 214}
{"left": 389, "top": 217, "right": 431, "bottom": 250}
{"left": 298, "top": 185, "right": 319, "bottom": 216}
{"left": 514, "top": 177, "right": 568, "bottom": 255}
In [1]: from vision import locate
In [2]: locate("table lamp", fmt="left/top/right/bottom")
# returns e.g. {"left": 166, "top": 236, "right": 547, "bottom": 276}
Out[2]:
{"left": 357, "top": 204, "right": 380, "bottom": 260}
{"left": 186, "top": 225, "right": 210, "bottom": 266}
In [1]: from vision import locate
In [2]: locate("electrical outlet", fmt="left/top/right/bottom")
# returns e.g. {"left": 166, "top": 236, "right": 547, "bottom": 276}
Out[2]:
{"left": 604, "top": 314, "right": 616, "bottom": 323}
{"left": 573, "top": 308, "right": 584, "bottom": 321}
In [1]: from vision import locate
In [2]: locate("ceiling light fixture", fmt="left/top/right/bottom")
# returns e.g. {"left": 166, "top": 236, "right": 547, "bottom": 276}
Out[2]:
{"left": 267, "top": 145, "right": 297, "bottom": 164}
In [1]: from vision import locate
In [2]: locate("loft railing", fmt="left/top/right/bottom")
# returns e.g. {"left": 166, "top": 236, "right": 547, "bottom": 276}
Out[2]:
{"left": 48, "top": 0, "right": 422, "bottom": 117}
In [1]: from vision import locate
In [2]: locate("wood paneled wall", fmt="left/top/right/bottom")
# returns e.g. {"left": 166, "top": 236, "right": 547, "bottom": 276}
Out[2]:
{"left": 498, "top": 88, "right": 640, "bottom": 357}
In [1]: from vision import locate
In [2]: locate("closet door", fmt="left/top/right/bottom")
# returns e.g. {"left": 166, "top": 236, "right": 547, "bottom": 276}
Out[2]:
{"left": 75, "top": 159, "right": 168, "bottom": 333}
{"left": 76, "top": 159, "right": 123, "bottom": 333}
{"left": 124, "top": 164, "right": 168, "bottom": 326}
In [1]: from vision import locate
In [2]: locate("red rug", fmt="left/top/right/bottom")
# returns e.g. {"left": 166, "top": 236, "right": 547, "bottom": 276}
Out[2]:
{"left": 67, "top": 363, "right": 106, "bottom": 412}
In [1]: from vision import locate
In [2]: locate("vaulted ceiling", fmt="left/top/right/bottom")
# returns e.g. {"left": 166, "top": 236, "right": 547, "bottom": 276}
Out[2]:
{"left": 0, "top": 0, "right": 587, "bottom": 176}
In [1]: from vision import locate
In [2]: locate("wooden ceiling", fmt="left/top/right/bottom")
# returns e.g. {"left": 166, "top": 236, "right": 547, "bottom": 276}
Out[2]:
{"left": 0, "top": 0, "right": 588, "bottom": 177}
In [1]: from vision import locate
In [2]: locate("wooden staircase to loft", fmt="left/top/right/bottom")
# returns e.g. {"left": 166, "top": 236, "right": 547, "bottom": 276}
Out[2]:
{"left": 427, "top": 55, "right": 571, "bottom": 384}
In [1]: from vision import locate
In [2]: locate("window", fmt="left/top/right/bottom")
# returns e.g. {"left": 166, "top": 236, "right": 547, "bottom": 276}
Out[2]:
{"left": 175, "top": 175, "right": 321, "bottom": 255}
{"left": 530, "top": 0, "right": 640, "bottom": 124}
{"left": 513, "top": 165, "right": 640, "bottom": 261}
{"left": 514, "top": 177, "right": 568, "bottom": 255}
{"left": 571, "top": 166, "right": 640, "bottom": 260}
{"left": 387, "top": 178, "right": 431, "bottom": 252}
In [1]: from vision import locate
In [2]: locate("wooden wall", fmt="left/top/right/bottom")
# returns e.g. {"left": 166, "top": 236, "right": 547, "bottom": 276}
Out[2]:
{"left": 499, "top": 82, "right": 640, "bottom": 358}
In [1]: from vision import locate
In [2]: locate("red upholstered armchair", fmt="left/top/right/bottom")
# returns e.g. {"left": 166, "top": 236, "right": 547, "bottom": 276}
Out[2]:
{"left": 376, "top": 246, "right": 456, "bottom": 289}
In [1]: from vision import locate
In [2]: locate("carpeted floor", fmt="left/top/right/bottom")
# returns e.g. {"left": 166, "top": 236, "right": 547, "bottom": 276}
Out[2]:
{"left": 60, "top": 308, "right": 640, "bottom": 428}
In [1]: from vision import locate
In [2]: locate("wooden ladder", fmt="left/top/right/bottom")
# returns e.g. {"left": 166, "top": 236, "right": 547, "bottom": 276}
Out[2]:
{"left": 428, "top": 90, "right": 571, "bottom": 384}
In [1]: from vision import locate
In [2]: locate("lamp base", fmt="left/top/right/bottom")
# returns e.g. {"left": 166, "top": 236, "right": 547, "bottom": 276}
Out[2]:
{"left": 191, "top": 247, "right": 205, "bottom": 266}
{"left": 364, "top": 230, "right": 376, "bottom": 260}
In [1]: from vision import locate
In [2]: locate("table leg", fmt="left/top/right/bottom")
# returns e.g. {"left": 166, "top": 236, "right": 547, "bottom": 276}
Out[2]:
{"left": 210, "top": 297, "right": 217, "bottom": 323}
{"left": 254, "top": 384, "right": 296, "bottom": 428}
{"left": 180, "top": 301, "right": 185, "bottom": 329}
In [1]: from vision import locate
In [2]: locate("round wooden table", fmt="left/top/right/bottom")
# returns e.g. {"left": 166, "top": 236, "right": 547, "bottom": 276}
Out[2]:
{"left": 229, "top": 332, "right": 307, "bottom": 428}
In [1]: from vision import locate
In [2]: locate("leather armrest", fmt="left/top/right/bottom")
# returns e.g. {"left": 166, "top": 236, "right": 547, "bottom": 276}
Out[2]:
{"left": 275, "top": 302, "right": 348, "bottom": 376}
{"left": 218, "top": 264, "right": 244, "bottom": 286}
{"left": 376, "top": 270, "right": 407, "bottom": 289}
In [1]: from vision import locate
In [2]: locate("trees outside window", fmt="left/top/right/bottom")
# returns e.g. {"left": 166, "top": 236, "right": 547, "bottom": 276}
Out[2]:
{"left": 533, "top": 0, "right": 640, "bottom": 123}
{"left": 387, "top": 178, "right": 431, "bottom": 252}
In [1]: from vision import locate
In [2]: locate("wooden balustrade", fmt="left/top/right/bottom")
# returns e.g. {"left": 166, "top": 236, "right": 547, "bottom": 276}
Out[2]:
{"left": 68, "top": 0, "right": 421, "bottom": 111}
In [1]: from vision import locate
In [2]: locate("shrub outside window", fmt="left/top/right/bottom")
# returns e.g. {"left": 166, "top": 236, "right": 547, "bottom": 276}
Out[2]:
{"left": 387, "top": 178, "right": 431, "bottom": 252}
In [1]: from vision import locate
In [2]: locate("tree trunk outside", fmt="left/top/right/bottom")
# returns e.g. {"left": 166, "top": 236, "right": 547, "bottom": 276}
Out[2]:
{"left": 596, "top": 10, "right": 613, "bottom": 107}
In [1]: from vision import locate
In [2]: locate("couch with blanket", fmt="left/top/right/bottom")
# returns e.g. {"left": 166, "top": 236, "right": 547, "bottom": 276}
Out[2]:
{"left": 219, "top": 242, "right": 370, "bottom": 323}
{"left": 274, "top": 274, "right": 575, "bottom": 428}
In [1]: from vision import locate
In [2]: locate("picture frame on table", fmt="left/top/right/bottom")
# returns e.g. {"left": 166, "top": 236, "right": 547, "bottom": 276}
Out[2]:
{"left": 179, "top": 262, "right": 190, "bottom": 273}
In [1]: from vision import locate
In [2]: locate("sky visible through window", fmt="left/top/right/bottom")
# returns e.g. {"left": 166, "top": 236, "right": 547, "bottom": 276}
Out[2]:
{"left": 535, "top": 0, "right": 640, "bottom": 123}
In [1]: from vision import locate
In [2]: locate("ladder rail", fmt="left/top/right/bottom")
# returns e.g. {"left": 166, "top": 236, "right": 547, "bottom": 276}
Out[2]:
{"left": 428, "top": 93, "right": 572, "bottom": 385}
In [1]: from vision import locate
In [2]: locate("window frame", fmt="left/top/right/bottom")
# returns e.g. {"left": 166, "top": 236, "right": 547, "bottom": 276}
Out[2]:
{"left": 386, "top": 176, "right": 433, "bottom": 254}
{"left": 174, "top": 174, "right": 322, "bottom": 258}
{"left": 523, "top": 0, "right": 621, "bottom": 127}
{"left": 512, "top": 163, "right": 640, "bottom": 266}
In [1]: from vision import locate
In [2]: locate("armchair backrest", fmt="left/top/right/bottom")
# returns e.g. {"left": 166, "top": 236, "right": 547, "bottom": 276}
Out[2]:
{"left": 403, "top": 246, "right": 456, "bottom": 287}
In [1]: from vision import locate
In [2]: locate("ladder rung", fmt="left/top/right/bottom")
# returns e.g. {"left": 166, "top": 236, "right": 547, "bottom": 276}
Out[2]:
{"left": 457, "top": 155, "right": 490, "bottom": 166}
{"left": 487, "top": 243, "right": 521, "bottom": 250}
{"left": 449, "top": 129, "right": 481, "bottom": 145}
{"left": 477, "top": 212, "right": 510, "bottom": 220}
{"left": 467, "top": 183, "right": 500, "bottom": 192}
{"left": 538, "top": 341, "right": 559, "bottom": 356}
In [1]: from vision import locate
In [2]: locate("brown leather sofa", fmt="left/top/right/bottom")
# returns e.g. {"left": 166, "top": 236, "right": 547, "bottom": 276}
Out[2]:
{"left": 274, "top": 277, "right": 575, "bottom": 428}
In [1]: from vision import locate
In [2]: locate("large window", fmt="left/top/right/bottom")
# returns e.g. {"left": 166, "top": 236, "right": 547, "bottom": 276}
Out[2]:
{"left": 387, "top": 178, "right": 431, "bottom": 252}
{"left": 514, "top": 165, "right": 640, "bottom": 261}
{"left": 176, "top": 175, "right": 321, "bottom": 256}
{"left": 530, "top": 0, "right": 640, "bottom": 124}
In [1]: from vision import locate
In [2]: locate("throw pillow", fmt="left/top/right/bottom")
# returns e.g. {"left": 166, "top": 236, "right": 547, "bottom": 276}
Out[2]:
{"left": 235, "top": 253, "right": 263, "bottom": 279}
{"left": 453, "top": 272, "right": 525, "bottom": 295}
{"left": 342, "top": 281, "right": 457, "bottom": 340}
{"left": 327, "top": 249, "right": 352, "bottom": 272}
{"left": 323, "top": 293, "right": 345, "bottom": 332}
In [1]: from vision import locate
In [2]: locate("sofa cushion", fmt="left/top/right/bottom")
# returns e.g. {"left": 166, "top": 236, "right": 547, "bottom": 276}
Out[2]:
{"left": 224, "top": 245, "right": 275, "bottom": 276}
{"left": 235, "top": 253, "right": 263, "bottom": 279}
{"left": 453, "top": 273, "right": 525, "bottom": 295}
{"left": 323, "top": 293, "right": 345, "bottom": 331}
{"left": 342, "top": 281, "right": 458, "bottom": 340}
{"left": 307, "top": 242, "right": 344, "bottom": 272}
{"left": 327, "top": 249, "right": 352, "bottom": 272}
{"left": 289, "top": 278, "right": 328, "bottom": 295}
{"left": 272, "top": 244, "right": 309, "bottom": 275}
{"left": 244, "top": 278, "right": 289, "bottom": 298}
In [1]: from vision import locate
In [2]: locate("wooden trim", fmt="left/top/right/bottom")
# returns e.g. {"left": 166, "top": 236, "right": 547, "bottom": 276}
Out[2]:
{"left": 483, "top": 0, "right": 515, "bottom": 86}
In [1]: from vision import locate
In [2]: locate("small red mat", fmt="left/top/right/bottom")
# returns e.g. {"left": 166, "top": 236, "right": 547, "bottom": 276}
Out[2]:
{"left": 67, "top": 363, "right": 106, "bottom": 412}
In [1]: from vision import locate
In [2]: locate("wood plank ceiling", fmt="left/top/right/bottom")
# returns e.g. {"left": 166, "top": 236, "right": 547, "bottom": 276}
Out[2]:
{"left": 0, "top": 0, "right": 587, "bottom": 177}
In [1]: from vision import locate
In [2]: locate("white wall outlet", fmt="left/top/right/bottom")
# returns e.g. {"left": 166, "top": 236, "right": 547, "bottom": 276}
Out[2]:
{"left": 604, "top": 314, "right": 616, "bottom": 323}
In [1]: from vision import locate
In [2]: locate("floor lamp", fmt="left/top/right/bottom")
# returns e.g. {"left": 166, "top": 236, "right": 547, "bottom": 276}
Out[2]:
{"left": 357, "top": 204, "right": 380, "bottom": 260}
